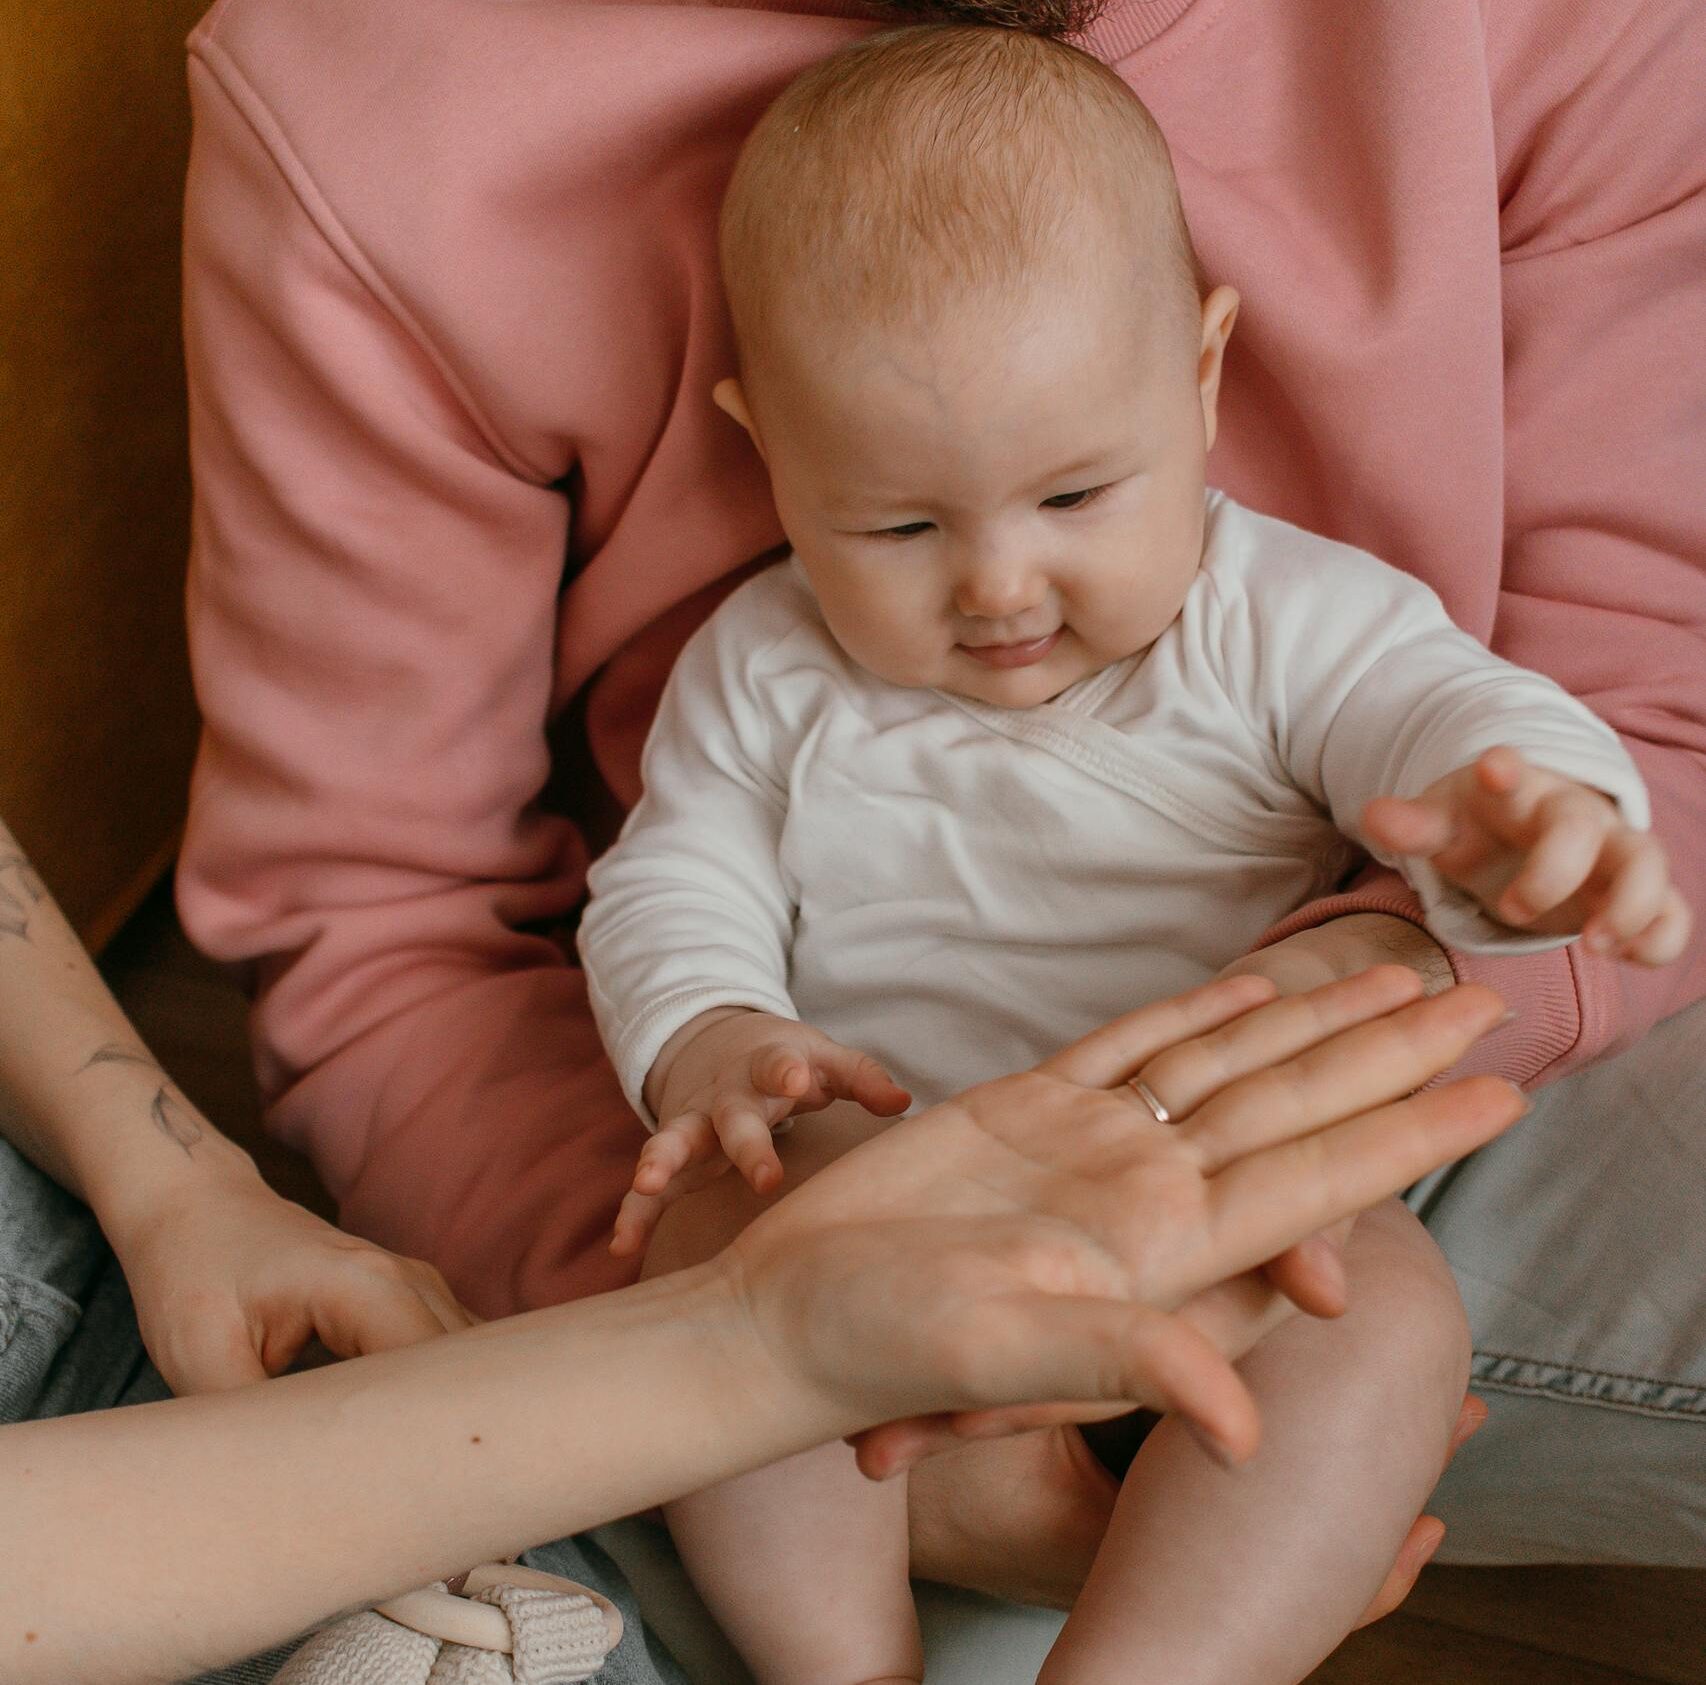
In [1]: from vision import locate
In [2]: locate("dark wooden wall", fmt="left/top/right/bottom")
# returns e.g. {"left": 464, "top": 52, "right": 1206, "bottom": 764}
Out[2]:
{"left": 1, "top": 0, "right": 210, "bottom": 946}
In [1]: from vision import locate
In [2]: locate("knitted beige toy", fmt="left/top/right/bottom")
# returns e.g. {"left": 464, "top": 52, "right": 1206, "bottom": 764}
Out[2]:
{"left": 273, "top": 1563, "right": 623, "bottom": 1684}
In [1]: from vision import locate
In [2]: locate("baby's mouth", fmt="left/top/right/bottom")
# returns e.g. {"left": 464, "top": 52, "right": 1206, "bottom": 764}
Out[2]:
{"left": 958, "top": 628, "right": 1063, "bottom": 669}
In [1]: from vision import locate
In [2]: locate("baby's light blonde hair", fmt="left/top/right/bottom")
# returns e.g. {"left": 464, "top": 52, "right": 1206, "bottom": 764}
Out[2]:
{"left": 720, "top": 24, "right": 1205, "bottom": 374}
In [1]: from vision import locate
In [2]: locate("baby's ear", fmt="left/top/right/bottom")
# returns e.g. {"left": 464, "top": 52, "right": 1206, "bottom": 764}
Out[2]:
{"left": 1197, "top": 286, "right": 1240, "bottom": 454}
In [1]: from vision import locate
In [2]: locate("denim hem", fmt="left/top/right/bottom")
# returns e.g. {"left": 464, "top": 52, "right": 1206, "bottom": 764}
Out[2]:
{"left": 1472, "top": 1351, "right": 1706, "bottom": 1420}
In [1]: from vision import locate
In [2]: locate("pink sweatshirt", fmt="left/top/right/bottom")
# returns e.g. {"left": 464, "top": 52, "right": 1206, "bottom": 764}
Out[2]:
{"left": 178, "top": 0, "right": 1706, "bottom": 1316}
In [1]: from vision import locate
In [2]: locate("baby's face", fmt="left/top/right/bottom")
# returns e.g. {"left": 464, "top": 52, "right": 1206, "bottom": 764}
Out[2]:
{"left": 722, "top": 281, "right": 1235, "bottom": 708}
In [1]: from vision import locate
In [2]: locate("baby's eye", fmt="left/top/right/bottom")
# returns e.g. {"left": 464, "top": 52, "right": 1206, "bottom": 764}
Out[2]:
{"left": 1041, "top": 485, "right": 1107, "bottom": 512}
{"left": 872, "top": 520, "right": 935, "bottom": 540}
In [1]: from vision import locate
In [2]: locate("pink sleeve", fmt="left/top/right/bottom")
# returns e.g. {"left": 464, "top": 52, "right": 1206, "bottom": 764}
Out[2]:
{"left": 176, "top": 54, "right": 635, "bottom": 1302}
{"left": 1256, "top": 0, "right": 1706, "bottom": 1089}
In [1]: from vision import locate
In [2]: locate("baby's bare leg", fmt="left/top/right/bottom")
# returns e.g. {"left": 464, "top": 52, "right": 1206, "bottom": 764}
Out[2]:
{"left": 1038, "top": 1198, "right": 1469, "bottom": 1685}
{"left": 642, "top": 1103, "right": 923, "bottom": 1685}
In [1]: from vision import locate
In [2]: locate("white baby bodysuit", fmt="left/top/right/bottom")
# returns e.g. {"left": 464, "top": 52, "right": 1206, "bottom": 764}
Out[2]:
{"left": 579, "top": 491, "right": 1647, "bottom": 1123}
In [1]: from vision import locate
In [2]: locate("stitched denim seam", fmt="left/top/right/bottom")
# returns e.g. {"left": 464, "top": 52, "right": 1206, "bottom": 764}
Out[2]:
{"left": 1472, "top": 1351, "right": 1706, "bottom": 1419}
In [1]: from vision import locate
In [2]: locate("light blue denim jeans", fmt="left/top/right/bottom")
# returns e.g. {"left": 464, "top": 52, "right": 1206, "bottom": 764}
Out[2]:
{"left": 1414, "top": 994, "right": 1706, "bottom": 1564}
{"left": 0, "top": 1139, "right": 686, "bottom": 1685}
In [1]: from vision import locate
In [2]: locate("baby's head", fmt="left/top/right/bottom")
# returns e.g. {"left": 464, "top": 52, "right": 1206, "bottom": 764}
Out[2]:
{"left": 715, "top": 23, "right": 1238, "bottom": 707}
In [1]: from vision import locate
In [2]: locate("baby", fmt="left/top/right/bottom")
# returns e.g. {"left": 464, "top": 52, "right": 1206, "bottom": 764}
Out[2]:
{"left": 579, "top": 24, "right": 1686, "bottom": 1685}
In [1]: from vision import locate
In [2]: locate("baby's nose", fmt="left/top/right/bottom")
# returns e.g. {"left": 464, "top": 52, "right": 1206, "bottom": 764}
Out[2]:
{"left": 954, "top": 555, "right": 1046, "bottom": 620}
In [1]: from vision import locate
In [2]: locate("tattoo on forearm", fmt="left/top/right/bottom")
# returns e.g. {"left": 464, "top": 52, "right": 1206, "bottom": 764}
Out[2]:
{"left": 0, "top": 854, "right": 46, "bottom": 943}
{"left": 82, "top": 1044, "right": 164, "bottom": 1075}
{"left": 81, "top": 1044, "right": 205, "bottom": 1157}
{"left": 148, "top": 1087, "right": 204, "bottom": 1155}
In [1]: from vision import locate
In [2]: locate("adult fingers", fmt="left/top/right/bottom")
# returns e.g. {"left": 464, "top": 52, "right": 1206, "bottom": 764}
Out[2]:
{"left": 950, "top": 1296, "right": 1262, "bottom": 1467}
{"left": 1351, "top": 1517, "right": 1446, "bottom": 1629}
{"left": 851, "top": 1400, "right": 1137, "bottom": 1481}
{"left": 1042, "top": 973, "right": 1278, "bottom": 1090}
{"left": 1450, "top": 1392, "right": 1488, "bottom": 1455}
{"left": 1204, "top": 1076, "right": 1527, "bottom": 1279}
{"left": 1130, "top": 966, "right": 1424, "bottom": 1125}
{"left": 1260, "top": 1231, "right": 1348, "bottom": 1319}
{"left": 159, "top": 1313, "right": 272, "bottom": 1395}
{"left": 1348, "top": 1389, "right": 1485, "bottom": 1627}
{"left": 311, "top": 1266, "right": 454, "bottom": 1360}
{"left": 404, "top": 1261, "right": 478, "bottom": 1334}
{"left": 1181, "top": 984, "right": 1507, "bottom": 1173}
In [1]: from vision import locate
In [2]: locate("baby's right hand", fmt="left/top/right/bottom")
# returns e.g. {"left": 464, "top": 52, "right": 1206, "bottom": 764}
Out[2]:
{"left": 612, "top": 1009, "right": 910, "bottom": 1258}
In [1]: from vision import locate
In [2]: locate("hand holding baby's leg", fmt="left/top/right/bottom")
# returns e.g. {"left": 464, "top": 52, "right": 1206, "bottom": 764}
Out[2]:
{"left": 1038, "top": 1198, "right": 1469, "bottom": 1685}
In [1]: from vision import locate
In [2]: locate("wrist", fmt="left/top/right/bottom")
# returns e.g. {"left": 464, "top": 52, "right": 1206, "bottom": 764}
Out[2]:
{"left": 642, "top": 1005, "right": 761, "bottom": 1117}
{"left": 702, "top": 1245, "right": 870, "bottom": 1445}
{"left": 89, "top": 1121, "right": 264, "bottom": 1259}
{"left": 1318, "top": 914, "right": 1455, "bottom": 995}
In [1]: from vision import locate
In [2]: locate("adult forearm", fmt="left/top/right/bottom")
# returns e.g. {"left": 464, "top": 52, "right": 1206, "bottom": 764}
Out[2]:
{"left": 0, "top": 819, "right": 259, "bottom": 1232}
{"left": 0, "top": 1260, "right": 836, "bottom": 1684}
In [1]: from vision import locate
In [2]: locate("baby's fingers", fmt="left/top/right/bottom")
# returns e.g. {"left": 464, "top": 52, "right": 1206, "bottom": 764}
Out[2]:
{"left": 615, "top": 1118, "right": 724, "bottom": 1255}
{"left": 714, "top": 1103, "right": 785, "bottom": 1196}
{"left": 1581, "top": 834, "right": 1670, "bottom": 955}
{"left": 1610, "top": 888, "right": 1692, "bottom": 969}
{"left": 631, "top": 1113, "right": 717, "bottom": 1197}
{"left": 1498, "top": 787, "right": 1616, "bottom": 926}
{"left": 812, "top": 1043, "right": 911, "bottom": 1118}
{"left": 1362, "top": 794, "right": 1455, "bottom": 858}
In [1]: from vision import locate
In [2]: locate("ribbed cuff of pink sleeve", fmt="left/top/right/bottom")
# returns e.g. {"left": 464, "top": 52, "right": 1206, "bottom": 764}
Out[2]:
{"left": 1252, "top": 871, "right": 1583, "bottom": 1089}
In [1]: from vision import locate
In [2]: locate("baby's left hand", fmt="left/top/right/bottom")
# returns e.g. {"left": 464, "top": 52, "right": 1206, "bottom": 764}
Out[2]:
{"left": 1362, "top": 746, "right": 1691, "bottom": 965}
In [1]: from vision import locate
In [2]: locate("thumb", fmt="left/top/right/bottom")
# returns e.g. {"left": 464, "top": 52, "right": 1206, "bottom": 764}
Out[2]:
{"left": 308, "top": 1270, "right": 453, "bottom": 1361}
{"left": 158, "top": 1312, "right": 272, "bottom": 1396}
{"left": 1362, "top": 794, "right": 1454, "bottom": 857}
{"left": 960, "top": 1295, "right": 1262, "bottom": 1468}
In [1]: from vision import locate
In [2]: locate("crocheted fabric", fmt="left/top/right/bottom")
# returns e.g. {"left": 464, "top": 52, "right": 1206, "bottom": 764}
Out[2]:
{"left": 274, "top": 1581, "right": 614, "bottom": 1684}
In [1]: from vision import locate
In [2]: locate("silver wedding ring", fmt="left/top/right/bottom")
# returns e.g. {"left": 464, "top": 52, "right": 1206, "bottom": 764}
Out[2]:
{"left": 1126, "top": 1077, "right": 1173, "bottom": 1125}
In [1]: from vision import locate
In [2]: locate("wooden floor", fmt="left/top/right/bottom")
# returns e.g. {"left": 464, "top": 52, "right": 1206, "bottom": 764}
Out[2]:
{"left": 101, "top": 884, "right": 1706, "bottom": 1685}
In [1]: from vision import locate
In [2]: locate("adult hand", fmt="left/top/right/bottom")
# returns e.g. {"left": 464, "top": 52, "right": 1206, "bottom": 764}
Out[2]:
{"left": 1216, "top": 912, "right": 1457, "bottom": 1317}
{"left": 107, "top": 1160, "right": 475, "bottom": 1395}
{"left": 1350, "top": 1394, "right": 1487, "bottom": 1628}
{"left": 726, "top": 966, "right": 1521, "bottom": 1462}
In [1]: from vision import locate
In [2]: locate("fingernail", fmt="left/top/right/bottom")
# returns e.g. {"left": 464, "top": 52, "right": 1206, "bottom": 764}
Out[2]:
{"left": 1501, "top": 1079, "right": 1532, "bottom": 1114}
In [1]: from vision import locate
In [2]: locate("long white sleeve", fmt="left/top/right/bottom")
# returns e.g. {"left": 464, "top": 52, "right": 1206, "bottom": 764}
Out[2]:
{"left": 578, "top": 574, "right": 807, "bottom": 1123}
{"left": 1204, "top": 508, "right": 1650, "bottom": 952}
